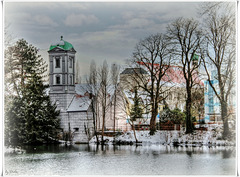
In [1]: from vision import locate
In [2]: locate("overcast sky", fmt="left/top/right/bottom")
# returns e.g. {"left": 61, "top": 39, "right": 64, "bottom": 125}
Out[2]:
{"left": 5, "top": 1, "right": 202, "bottom": 78}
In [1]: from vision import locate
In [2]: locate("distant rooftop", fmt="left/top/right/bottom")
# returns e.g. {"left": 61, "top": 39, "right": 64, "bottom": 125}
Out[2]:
{"left": 121, "top": 68, "right": 148, "bottom": 75}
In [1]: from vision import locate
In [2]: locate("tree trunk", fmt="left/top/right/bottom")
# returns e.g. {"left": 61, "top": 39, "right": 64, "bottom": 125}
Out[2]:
{"left": 221, "top": 101, "right": 229, "bottom": 139}
{"left": 94, "top": 114, "right": 99, "bottom": 144}
{"left": 101, "top": 111, "right": 105, "bottom": 145}
{"left": 130, "top": 121, "right": 138, "bottom": 143}
{"left": 113, "top": 93, "right": 116, "bottom": 140}
{"left": 185, "top": 88, "right": 193, "bottom": 134}
{"left": 150, "top": 109, "right": 157, "bottom": 135}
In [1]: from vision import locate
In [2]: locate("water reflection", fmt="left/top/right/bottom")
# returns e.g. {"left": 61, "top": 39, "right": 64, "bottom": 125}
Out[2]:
{"left": 222, "top": 149, "right": 235, "bottom": 159}
{"left": 14, "top": 144, "right": 236, "bottom": 158}
{"left": 5, "top": 144, "right": 236, "bottom": 175}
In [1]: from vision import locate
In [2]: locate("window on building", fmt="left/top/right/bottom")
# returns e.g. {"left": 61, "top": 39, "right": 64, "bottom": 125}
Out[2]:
{"left": 69, "top": 57, "right": 73, "bottom": 68}
{"left": 55, "top": 57, "right": 60, "bottom": 68}
{"left": 70, "top": 75, "right": 73, "bottom": 85}
{"left": 74, "top": 128, "right": 79, "bottom": 132}
{"left": 56, "top": 75, "right": 60, "bottom": 85}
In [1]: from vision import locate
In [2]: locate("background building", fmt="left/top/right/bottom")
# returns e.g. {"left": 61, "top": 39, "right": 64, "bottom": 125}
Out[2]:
{"left": 204, "top": 70, "right": 221, "bottom": 123}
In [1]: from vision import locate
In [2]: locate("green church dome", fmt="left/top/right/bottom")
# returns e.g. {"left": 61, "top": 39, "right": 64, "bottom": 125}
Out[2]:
{"left": 49, "top": 36, "right": 74, "bottom": 51}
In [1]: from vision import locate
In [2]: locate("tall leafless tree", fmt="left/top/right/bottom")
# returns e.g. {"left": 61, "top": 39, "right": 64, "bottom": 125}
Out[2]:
{"left": 200, "top": 2, "right": 236, "bottom": 139}
{"left": 111, "top": 63, "right": 120, "bottom": 139}
{"left": 98, "top": 60, "right": 110, "bottom": 144}
{"left": 75, "top": 59, "right": 81, "bottom": 84}
{"left": 130, "top": 33, "right": 173, "bottom": 135}
{"left": 86, "top": 60, "right": 100, "bottom": 144}
{"left": 166, "top": 18, "right": 204, "bottom": 134}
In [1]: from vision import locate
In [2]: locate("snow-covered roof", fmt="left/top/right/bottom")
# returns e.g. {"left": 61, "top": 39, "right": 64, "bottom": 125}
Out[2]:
{"left": 69, "top": 84, "right": 117, "bottom": 112}
{"left": 67, "top": 96, "right": 91, "bottom": 112}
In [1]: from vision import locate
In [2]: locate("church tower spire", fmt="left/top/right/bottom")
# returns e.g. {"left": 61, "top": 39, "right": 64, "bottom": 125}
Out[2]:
{"left": 48, "top": 36, "right": 76, "bottom": 94}
{"left": 48, "top": 36, "right": 76, "bottom": 111}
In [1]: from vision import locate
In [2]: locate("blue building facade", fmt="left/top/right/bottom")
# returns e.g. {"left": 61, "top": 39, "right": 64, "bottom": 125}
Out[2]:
{"left": 204, "top": 71, "right": 221, "bottom": 123}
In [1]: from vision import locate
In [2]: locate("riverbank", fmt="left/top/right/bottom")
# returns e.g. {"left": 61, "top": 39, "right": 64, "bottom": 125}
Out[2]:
{"left": 4, "top": 130, "right": 235, "bottom": 154}
{"left": 90, "top": 130, "right": 235, "bottom": 146}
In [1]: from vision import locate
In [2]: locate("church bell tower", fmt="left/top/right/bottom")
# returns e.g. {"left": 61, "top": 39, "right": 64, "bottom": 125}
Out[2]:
{"left": 48, "top": 36, "right": 76, "bottom": 112}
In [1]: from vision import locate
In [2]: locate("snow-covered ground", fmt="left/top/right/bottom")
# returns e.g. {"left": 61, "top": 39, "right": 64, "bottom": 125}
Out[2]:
{"left": 90, "top": 130, "right": 235, "bottom": 146}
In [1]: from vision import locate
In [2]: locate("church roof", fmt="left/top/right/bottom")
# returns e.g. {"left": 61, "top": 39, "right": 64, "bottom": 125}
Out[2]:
{"left": 67, "top": 83, "right": 116, "bottom": 112}
{"left": 67, "top": 96, "right": 91, "bottom": 112}
{"left": 49, "top": 36, "right": 75, "bottom": 51}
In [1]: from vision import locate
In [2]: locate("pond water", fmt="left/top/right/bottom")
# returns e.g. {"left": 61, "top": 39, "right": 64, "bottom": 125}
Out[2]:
{"left": 4, "top": 144, "right": 236, "bottom": 175}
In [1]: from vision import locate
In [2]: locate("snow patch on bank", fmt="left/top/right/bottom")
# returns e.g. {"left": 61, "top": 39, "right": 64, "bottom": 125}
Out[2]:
{"left": 90, "top": 130, "right": 235, "bottom": 146}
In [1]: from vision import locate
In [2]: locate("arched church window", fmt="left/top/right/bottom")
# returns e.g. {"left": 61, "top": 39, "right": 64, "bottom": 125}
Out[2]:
{"left": 55, "top": 57, "right": 60, "bottom": 68}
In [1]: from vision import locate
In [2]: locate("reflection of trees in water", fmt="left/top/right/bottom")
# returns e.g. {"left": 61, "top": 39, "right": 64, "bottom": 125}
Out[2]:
{"left": 133, "top": 145, "right": 141, "bottom": 156}
{"left": 186, "top": 151, "right": 192, "bottom": 157}
{"left": 150, "top": 146, "right": 235, "bottom": 159}
{"left": 222, "top": 149, "right": 235, "bottom": 159}
{"left": 22, "top": 144, "right": 235, "bottom": 159}
{"left": 23, "top": 144, "right": 87, "bottom": 154}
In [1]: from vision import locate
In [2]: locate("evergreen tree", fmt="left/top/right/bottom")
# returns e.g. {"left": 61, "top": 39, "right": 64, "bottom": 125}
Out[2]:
{"left": 160, "top": 107, "right": 186, "bottom": 124}
{"left": 130, "top": 88, "right": 143, "bottom": 121}
{"left": 129, "top": 88, "right": 143, "bottom": 142}
{"left": 5, "top": 96, "right": 25, "bottom": 146}
{"left": 21, "top": 73, "right": 60, "bottom": 144}
{"left": 5, "top": 39, "right": 60, "bottom": 146}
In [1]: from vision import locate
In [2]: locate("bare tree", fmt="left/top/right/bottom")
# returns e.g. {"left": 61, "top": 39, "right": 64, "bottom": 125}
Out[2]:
{"left": 166, "top": 18, "right": 204, "bottom": 134}
{"left": 86, "top": 60, "right": 100, "bottom": 144}
{"left": 191, "top": 88, "right": 205, "bottom": 122}
{"left": 111, "top": 63, "right": 120, "bottom": 139}
{"left": 200, "top": 2, "right": 236, "bottom": 139}
{"left": 75, "top": 59, "right": 81, "bottom": 84}
{"left": 4, "top": 24, "right": 14, "bottom": 48}
{"left": 130, "top": 33, "right": 173, "bottom": 135}
{"left": 98, "top": 60, "right": 110, "bottom": 144}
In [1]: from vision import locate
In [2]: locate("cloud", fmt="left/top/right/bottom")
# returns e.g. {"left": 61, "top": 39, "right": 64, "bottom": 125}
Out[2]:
{"left": 61, "top": 3, "right": 89, "bottom": 10}
{"left": 67, "top": 28, "right": 137, "bottom": 75}
{"left": 6, "top": 12, "right": 58, "bottom": 28}
{"left": 125, "top": 18, "right": 154, "bottom": 29}
{"left": 34, "top": 15, "right": 58, "bottom": 27}
{"left": 4, "top": 2, "right": 202, "bottom": 76}
{"left": 64, "top": 14, "right": 99, "bottom": 27}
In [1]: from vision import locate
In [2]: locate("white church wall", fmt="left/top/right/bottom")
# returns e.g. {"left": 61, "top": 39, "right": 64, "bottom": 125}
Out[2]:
{"left": 68, "top": 111, "right": 94, "bottom": 143}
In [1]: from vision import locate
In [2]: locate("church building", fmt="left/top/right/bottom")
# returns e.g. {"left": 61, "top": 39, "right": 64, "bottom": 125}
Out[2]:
{"left": 48, "top": 36, "right": 94, "bottom": 143}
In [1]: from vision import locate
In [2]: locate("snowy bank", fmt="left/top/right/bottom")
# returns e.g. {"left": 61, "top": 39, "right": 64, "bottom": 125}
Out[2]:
{"left": 4, "top": 146, "right": 26, "bottom": 154}
{"left": 89, "top": 130, "right": 235, "bottom": 146}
